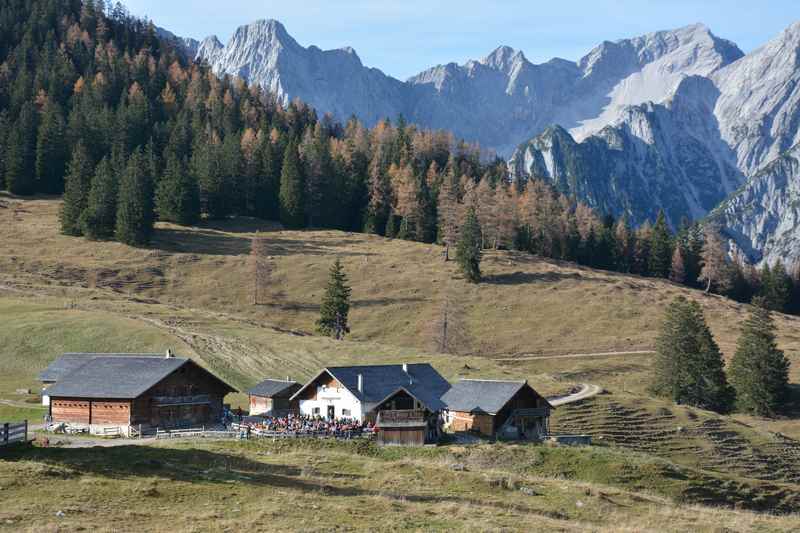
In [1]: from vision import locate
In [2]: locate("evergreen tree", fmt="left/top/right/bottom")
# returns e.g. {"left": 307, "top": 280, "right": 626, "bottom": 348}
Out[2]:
{"left": 316, "top": 258, "right": 352, "bottom": 340}
{"left": 35, "top": 100, "right": 67, "bottom": 194}
{"left": 80, "top": 157, "right": 118, "bottom": 239}
{"left": 652, "top": 297, "right": 734, "bottom": 412}
{"left": 457, "top": 206, "right": 483, "bottom": 283}
{"left": 156, "top": 155, "right": 200, "bottom": 226}
{"left": 648, "top": 211, "right": 673, "bottom": 278}
{"left": 115, "top": 149, "right": 155, "bottom": 246}
{"left": 762, "top": 261, "right": 793, "bottom": 313}
{"left": 253, "top": 135, "right": 280, "bottom": 220}
{"left": 279, "top": 139, "right": 305, "bottom": 228}
{"left": 60, "top": 143, "right": 93, "bottom": 236}
{"left": 729, "top": 299, "right": 790, "bottom": 416}
{"left": 5, "top": 102, "right": 37, "bottom": 195}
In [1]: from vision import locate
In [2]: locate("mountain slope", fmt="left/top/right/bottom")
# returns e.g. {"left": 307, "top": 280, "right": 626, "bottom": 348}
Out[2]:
{"left": 710, "top": 143, "right": 800, "bottom": 267}
{"left": 194, "top": 21, "right": 740, "bottom": 156}
{"left": 509, "top": 76, "right": 745, "bottom": 227}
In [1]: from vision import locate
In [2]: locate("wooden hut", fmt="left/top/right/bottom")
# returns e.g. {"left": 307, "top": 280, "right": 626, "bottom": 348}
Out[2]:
{"left": 40, "top": 352, "right": 236, "bottom": 433}
{"left": 442, "top": 379, "right": 552, "bottom": 440}
{"left": 247, "top": 378, "right": 301, "bottom": 416}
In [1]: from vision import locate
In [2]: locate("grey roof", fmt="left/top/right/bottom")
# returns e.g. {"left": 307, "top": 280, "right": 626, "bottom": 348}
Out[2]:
{"left": 38, "top": 353, "right": 159, "bottom": 382}
{"left": 442, "top": 380, "right": 551, "bottom": 414}
{"left": 247, "top": 379, "right": 299, "bottom": 398}
{"left": 43, "top": 355, "right": 235, "bottom": 399}
{"left": 291, "top": 364, "right": 451, "bottom": 412}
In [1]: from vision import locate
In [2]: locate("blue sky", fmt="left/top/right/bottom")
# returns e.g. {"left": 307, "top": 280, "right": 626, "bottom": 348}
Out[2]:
{"left": 124, "top": 0, "right": 798, "bottom": 80}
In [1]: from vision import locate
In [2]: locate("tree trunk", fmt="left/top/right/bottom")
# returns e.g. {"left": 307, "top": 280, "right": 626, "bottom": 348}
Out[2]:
{"left": 444, "top": 243, "right": 450, "bottom": 262}
{"left": 705, "top": 278, "right": 712, "bottom": 294}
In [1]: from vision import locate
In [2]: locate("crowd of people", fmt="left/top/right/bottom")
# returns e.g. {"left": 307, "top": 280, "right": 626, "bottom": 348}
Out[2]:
{"left": 229, "top": 412, "right": 375, "bottom": 439}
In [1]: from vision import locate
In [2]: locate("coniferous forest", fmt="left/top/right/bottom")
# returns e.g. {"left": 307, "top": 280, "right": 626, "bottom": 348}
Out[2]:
{"left": 1, "top": 0, "right": 799, "bottom": 314}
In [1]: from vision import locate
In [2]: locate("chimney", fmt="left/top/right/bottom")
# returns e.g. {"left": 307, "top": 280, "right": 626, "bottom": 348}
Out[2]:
{"left": 402, "top": 363, "right": 408, "bottom": 373}
{"left": 286, "top": 376, "right": 291, "bottom": 382}
{"left": 357, "top": 374, "right": 363, "bottom": 393}
{"left": 165, "top": 349, "right": 173, "bottom": 359}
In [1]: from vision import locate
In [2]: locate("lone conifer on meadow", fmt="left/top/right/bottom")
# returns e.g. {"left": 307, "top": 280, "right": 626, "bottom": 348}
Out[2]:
{"left": 317, "top": 258, "right": 352, "bottom": 340}
{"left": 60, "top": 143, "right": 93, "bottom": 236}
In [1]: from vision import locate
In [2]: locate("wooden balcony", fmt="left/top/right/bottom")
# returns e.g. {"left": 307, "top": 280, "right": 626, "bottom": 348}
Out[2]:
{"left": 152, "top": 394, "right": 211, "bottom": 406}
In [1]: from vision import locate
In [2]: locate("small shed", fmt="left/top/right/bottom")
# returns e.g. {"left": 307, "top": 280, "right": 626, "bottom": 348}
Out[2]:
{"left": 442, "top": 379, "right": 552, "bottom": 440}
{"left": 247, "top": 378, "right": 301, "bottom": 416}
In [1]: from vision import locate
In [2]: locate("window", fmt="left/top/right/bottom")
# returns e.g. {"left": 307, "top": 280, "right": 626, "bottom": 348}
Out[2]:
{"left": 341, "top": 409, "right": 351, "bottom": 417}
{"left": 312, "top": 407, "right": 321, "bottom": 415}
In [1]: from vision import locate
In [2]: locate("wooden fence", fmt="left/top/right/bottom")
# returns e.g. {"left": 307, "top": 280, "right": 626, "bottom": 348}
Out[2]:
{"left": 1, "top": 421, "right": 28, "bottom": 447}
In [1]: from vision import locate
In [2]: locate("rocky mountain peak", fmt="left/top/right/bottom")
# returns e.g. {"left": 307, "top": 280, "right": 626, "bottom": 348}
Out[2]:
{"left": 481, "top": 45, "right": 528, "bottom": 73}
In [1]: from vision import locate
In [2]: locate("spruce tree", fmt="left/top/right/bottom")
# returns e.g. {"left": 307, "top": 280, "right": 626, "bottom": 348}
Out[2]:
{"left": 80, "top": 157, "right": 118, "bottom": 239}
{"left": 115, "top": 149, "right": 155, "bottom": 246}
{"left": 764, "top": 261, "right": 793, "bottom": 313}
{"left": 648, "top": 211, "right": 673, "bottom": 278}
{"left": 60, "top": 143, "right": 93, "bottom": 236}
{"left": 729, "top": 299, "right": 790, "bottom": 416}
{"left": 279, "top": 139, "right": 305, "bottom": 228}
{"left": 652, "top": 297, "right": 734, "bottom": 412}
{"left": 156, "top": 155, "right": 200, "bottom": 226}
{"left": 35, "top": 100, "right": 67, "bottom": 194}
{"left": 316, "top": 258, "right": 352, "bottom": 340}
{"left": 5, "top": 102, "right": 37, "bottom": 195}
{"left": 457, "top": 206, "right": 483, "bottom": 283}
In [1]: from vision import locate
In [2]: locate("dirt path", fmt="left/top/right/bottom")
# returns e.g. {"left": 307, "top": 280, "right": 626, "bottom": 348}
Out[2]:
{"left": 547, "top": 383, "right": 603, "bottom": 406}
{"left": 495, "top": 350, "right": 654, "bottom": 362}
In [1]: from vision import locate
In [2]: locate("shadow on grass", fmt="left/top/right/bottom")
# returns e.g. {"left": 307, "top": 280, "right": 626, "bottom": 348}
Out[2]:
{"left": 483, "top": 271, "right": 589, "bottom": 285}
{"left": 0, "top": 444, "right": 560, "bottom": 517}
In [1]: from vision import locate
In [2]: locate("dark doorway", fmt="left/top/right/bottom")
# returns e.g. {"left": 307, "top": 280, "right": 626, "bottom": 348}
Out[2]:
{"left": 327, "top": 405, "right": 335, "bottom": 420}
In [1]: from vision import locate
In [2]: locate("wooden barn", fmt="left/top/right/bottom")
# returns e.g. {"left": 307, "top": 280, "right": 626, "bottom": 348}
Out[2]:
{"left": 442, "top": 379, "right": 552, "bottom": 440}
{"left": 373, "top": 387, "right": 445, "bottom": 446}
{"left": 40, "top": 352, "right": 236, "bottom": 432}
{"left": 247, "top": 378, "right": 301, "bottom": 416}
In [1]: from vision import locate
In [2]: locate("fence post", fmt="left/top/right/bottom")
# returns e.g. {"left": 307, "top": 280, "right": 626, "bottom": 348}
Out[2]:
{"left": 24, "top": 420, "right": 28, "bottom": 444}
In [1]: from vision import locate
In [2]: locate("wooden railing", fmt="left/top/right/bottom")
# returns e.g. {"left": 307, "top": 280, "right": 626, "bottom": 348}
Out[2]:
{"left": 377, "top": 409, "right": 426, "bottom": 423}
{"left": 1, "top": 421, "right": 28, "bottom": 447}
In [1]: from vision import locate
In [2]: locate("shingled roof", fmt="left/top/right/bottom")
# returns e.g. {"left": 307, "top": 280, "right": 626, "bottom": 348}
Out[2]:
{"left": 442, "top": 379, "right": 552, "bottom": 414}
{"left": 291, "top": 364, "right": 451, "bottom": 412}
{"left": 43, "top": 355, "right": 236, "bottom": 399}
{"left": 38, "top": 353, "right": 160, "bottom": 383}
{"left": 247, "top": 379, "right": 299, "bottom": 398}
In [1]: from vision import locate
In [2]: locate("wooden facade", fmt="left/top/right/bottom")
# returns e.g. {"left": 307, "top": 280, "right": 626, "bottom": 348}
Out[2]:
{"left": 445, "top": 383, "right": 551, "bottom": 439}
{"left": 48, "top": 360, "right": 232, "bottom": 430}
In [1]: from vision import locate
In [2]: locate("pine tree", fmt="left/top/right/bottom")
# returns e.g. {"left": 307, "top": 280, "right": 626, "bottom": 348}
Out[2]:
{"left": 115, "top": 149, "right": 155, "bottom": 246}
{"left": 60, "top": 143, "right": 93, "bottom": 236}
{"left": 35, "top": 100, "right": 67, "bottom": 194}
{"left": 648, "top": 211, "right": 673, "bottom": 278}
{"left": 729, "top": 300, "right": 790, "bottom": 416}
{"left": 763, "top": 261, "right": 793, "bottom": 313}
{"left": 316, "top": 258, "right": 352, "bottom": 340}
{"left": 80, "top": 157, "right": 118, "bottom": 239}
{"left": 5, "top": 102, "right": 37, "bottom": 195}
{"left": 279, "top": 139, "right": 305, "bottom": 228}
{"left": 457, "top": 206, "right": 483, "bottom": 283}
{"left": 652, "top": 297, "right": 734, "bottom": 412}
{"left": 156, "top": 155, "right": 200, "bottom": 226}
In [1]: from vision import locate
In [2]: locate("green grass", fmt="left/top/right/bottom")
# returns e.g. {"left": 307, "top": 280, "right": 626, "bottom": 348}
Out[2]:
{"left": 0, "top": 404, "right": 45, "bottom": 424}
{"left": 1, "top": 439, "right": 798, "bottom": 532}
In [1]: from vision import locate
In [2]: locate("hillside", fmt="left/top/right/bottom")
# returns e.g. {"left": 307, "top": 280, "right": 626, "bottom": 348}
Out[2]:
{"left": 1, "top": 194, "right": 800, "bottom": 520}
{"left": 3, "top": 440, "right": 799, "bottom": 532}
